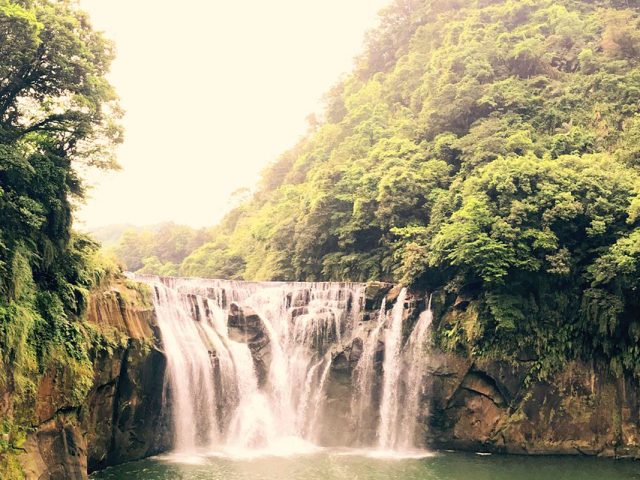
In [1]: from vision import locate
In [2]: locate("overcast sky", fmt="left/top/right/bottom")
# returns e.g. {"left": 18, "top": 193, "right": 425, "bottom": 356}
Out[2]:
{"left": 76, "top": 0, "right": 389, "bottom": 229}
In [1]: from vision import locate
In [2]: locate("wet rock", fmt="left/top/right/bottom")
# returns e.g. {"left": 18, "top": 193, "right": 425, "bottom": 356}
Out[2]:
{"left": 460, "top": 372, "right": 505, "bottom": 406}
{"left": 20, "top": 416, "right": 87, "bottom": 480}
{"left": 364, "top": 282, "right": 393, "bottom": 311}
{"left": 424, "top": 348, "right": 640, "bottom": 458}
{"left": 474, "top": 360, "right": 528, "bottom": 403}
{"left": 331, "top": 336, "right": 366, "bottom": 374}
{"left": 95, "top": 345, "right": 169, "bottom": 469}
{"left": 450, "top": 390, "right": 503, "bottom": 444}
{"left": 227, "top": 304, "right": 271, "bottom": 385}
{"left": 385, "top": 285, "right": 404, "bottom": 305}
{"left": 332, "top": 351, "right": 350, "bottom": 372}
{"left": 290, "top": 306, "right": 310, "bottom": 319}
{"left": 453, "top": 294, "right": 472, "bottom": 311}
{"left": 349, "top": 337, "right": 364, "bottom": 364}
{"left": 227, "top": 304, "right": 265, "bottom": 343}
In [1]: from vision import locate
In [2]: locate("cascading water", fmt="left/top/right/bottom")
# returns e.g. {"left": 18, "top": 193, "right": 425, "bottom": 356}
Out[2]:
{"left": 142, "top": 276, "right": 365, "bottom": 453}
{"left": 151, "top": 285, "right": 220, "bottom": 451}
{"left": 378, "top": 288, "right": 408, "bottom": 449}
{"left": 350, "top": 299, "right": 386, "bottom": 443}
{"left": 137, "top": 275, "right": 434, "bottom": 456}
{"left": 351, "top": 289, "right": 434, "bottom": 451}
{"left": 395, "top": 297, "right": 433, "bottom": 450}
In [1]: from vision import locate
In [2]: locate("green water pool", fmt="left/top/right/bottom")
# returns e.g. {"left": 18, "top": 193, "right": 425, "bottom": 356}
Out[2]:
{"left": 90, "top": 450, "right": 639, "bottom": 480}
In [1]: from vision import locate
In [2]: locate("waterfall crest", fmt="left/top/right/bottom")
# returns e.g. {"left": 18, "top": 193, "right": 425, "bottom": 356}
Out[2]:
{"left": 137, "top": 276, "right": 433, "bottom": 455}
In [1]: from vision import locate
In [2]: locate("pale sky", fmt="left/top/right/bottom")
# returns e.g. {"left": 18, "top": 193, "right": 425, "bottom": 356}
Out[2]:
{"left": 76, "top": 0, "right": 389, "bottom": 229}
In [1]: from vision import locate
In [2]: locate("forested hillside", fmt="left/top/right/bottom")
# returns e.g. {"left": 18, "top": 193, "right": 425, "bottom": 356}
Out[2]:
{"left": 96, "top": 222, "right": 211, "bottom": 274}
{"left": 0, "top": 1, "right": 122, "bottom": 473}
{"left": 169, "top": 0, "right": 640, "bottom": 376}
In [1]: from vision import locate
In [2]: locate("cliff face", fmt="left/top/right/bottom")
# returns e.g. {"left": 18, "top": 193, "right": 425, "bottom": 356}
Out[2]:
{"left": 420, "top": 291, "right": 640, "bottom": 458}
{"left": 16, "top": 281, "right": 170, "bottom": 479}
{"left": 319, "top": 287, "right": 640, "bottom": 458}
{"left": 425, "top": 353, "right": 640, "bottom": 458}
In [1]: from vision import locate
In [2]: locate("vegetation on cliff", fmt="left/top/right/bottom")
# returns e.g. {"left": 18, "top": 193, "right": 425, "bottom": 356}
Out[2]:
{"left": 117, "top": 0, "right": 640, "bottom": 377}
{"left": 0, "top": 0, "right": 122, "bottom": 473}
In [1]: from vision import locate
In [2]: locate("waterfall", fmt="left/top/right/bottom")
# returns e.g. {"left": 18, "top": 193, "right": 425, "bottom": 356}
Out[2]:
{"left": 139, "top": 275, "right": 433, "bottom": 455}
{"left": 396, "top": 296, "right": 433, "bottom": 449}
{"left": 378, "top": 288, "right": 408, "bottom": 449}
{"left": 142, "top": 276, "right": 365, "bottom": 453}
{"left": 351, "top": 290, "right": 434, "bottom": 451}
{"left": 377, "top": 290, "right": 433, "bottom": 451}
{"left": 350, "top": 299, "right": 386, "bottom": 443}
{"left": 225, "top": 341, "right": 276, "bottom": 448}
{"left": 152, "top": 285, "right": 220, "bottom": 451}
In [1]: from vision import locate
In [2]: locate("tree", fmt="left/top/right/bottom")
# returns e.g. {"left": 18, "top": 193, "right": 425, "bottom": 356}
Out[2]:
{"left": 1, "top": 0, "right": 121, "bottom": 297}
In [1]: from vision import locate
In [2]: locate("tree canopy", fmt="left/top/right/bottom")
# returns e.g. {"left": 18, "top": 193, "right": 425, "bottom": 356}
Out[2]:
{"left": 104, "top": 222, "right": 212, "bottom": 275}
{"left": 168, "top": 0, "right": 640, "bottom": 376}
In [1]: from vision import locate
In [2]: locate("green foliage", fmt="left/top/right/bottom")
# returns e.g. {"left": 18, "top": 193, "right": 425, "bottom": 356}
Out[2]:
{"left": 0, "top": 0, "right": 122, "bottom": 428}
{"left": 169, "top": 0, "right": 640, "bottom": 377}
{"left": 107, "top": 222, "right": 211, "bottom": 274}
{"left": 84, "top": 320, "right": 128, "bottom": 358}
{"left": 2, "top": 409, "right": 42, "bottom": 478}
{"left": 428, "top": 154, "right": 635, "bottom": 283}
{"left": 0, "top": 449, "right": 25, "bottom": 480}
{"left": 0, "top": 240, "right": 121, "bottom": 422}
{"left": 180, "top": 236, "right": 246, "bottom": 279}
{"left": 616, "top": 115, "right": 640, "bottom": 166}
{"left": 184, "top": 0, "right": 640, "bottom": 283}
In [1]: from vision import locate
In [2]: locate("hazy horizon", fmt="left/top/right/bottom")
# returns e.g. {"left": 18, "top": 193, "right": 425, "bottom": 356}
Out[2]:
{"left": 76, "top": 0, "right": 389, "bottom": 230}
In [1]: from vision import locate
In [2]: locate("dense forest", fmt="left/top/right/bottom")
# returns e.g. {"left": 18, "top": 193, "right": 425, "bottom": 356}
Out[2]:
{"left": 112, "top": 0, "right": 640, "bottom": 378}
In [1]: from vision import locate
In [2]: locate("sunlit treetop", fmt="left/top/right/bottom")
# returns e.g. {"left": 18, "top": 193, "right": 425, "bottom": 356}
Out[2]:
{"left": 0, "top": 0, "right": 122, "bottom": 169}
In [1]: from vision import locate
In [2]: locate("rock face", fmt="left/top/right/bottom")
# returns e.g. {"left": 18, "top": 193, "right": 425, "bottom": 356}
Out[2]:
{"left": 17, "top": 281, "right": 171, "bottom": 479}
{"left": 83, "top": 342, "right": 169, "bottom": 471}
{"left": 19, "top": 416, "right": 86, "bottom": 480}
{"left": 227, "top": 303, "right": 271, "bottom": 386}
{"left": 425, "top": 354, "right": 640, "bottom": 458}
{"left": 319, "top": 288, "right": 640, "bottom": 458}
{"left": 82, "top": 282, "right": 640, "bottom": 462}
